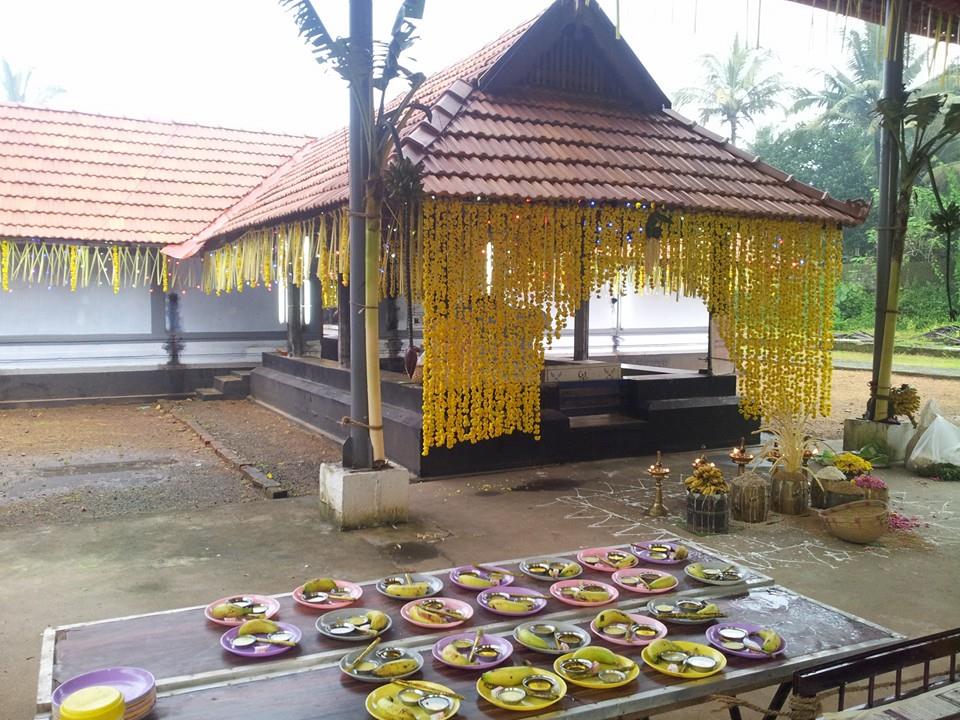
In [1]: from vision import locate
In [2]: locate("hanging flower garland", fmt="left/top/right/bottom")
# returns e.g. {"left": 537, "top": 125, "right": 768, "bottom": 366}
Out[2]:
{"left": 418, "top": 198, "right": 843, "bottom": 455}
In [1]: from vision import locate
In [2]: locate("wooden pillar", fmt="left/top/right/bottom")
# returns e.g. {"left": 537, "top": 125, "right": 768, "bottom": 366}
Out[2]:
{"left": 574, "top": 299, "right": 590, "bottom": 361}
{"left": 337, "top": 275, "right": 350, "bottom": 366}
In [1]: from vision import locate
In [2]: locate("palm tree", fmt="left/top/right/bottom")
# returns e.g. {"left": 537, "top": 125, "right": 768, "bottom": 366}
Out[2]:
{"left": 2, "top": 60, "right": 63, "bottom": 104}
{"left": 674, "top": 35, "right": 786, "bottom": 146}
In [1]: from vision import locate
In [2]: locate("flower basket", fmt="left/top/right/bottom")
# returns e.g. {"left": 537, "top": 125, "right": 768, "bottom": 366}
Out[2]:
{"left": 770, "top": 469, "right": 809, "bottom": 515}
{"left": 686, "top": 492, "right": 729, "bottom": 534}
{"left": 730, "top": 472, "right": 768, "bottom": 523}
{"left": 861, "top": 487, "right": 889, "bottom": 503}
{"left": 812, "top": 479, "right": 865, "bottom": 509}
{"left": 818, "top": 500, "right": 888, "bottom": 544}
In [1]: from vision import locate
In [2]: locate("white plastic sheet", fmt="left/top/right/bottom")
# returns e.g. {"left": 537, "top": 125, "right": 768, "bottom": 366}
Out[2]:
{"left": 906, "top": 414, "right": 960, "bottom": 470}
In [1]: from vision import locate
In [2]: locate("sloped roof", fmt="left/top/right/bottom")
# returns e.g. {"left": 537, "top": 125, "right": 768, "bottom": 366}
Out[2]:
{"left": 174, "top": 0, "right": 868, "bottom": 258}
{"left": 0, "top": 103, "right": 311, "bottom": 245}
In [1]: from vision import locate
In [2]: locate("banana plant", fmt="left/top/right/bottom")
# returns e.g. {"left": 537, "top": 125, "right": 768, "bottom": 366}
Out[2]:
{"left": 872, "top": 92, "right": 960, "bottom": 420}
{"left": 280, "top": 0, "right": 427, "bottom": 466}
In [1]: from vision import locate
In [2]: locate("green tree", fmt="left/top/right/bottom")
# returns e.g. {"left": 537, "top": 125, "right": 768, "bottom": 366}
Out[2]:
{"left": 675, "top": 35, "right": 786, "bottom": 146}
{"left": 1, "top": 60, "right": 63, "bottom": 104}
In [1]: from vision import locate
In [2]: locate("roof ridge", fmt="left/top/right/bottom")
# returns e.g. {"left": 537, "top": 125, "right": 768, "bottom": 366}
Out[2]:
{"left": 0, "top": 101, "right": 313, "bottom": 141}
{"left": 2, "top": 151, "right": 278, "bottom": 175}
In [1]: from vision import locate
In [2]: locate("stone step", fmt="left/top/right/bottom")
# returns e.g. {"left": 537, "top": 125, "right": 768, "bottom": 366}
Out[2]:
{"left": 196, "top": 387, "right": 225, "bottom": 401}
{"left": 213, "top": 374, "right": 249, "bottom": 397}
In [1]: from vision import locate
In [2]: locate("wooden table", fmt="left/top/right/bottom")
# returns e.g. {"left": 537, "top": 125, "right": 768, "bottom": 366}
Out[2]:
{"left": 35, "top": 540, "right": 900, "bottom": 719}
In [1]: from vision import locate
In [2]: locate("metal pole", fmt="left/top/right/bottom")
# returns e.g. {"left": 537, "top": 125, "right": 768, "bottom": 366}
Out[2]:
{"left": 869, "top": 0, "right": 905, "bottom": 420}
{"left": 345, "top": 0, "right": 372, "bottom": 468}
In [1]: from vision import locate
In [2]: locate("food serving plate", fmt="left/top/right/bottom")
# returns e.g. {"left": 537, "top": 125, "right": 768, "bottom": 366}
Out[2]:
{"left": 549, "top": 579, "right": 618, "bottom": 607}
{"left": 518, "top": 557, "right": 582, "bottom": 581}
{"left": 366, "top": 680, "right": 459, "bottom": 720}
{"left": 204, "top": 594, "right": 281, "bottom": 627}
{"left": 400, "top": 597, "right": 473, "bottom": 629}
{"left": 477, "top": 586, "right": 549, "bottom": 616}
{"left": 705, "top": 623, "right": 786, "bottom": 659}
{"left": 589, "top": 612, "right": 667, "bottom": 647}
{"left": 52, "top": 666, "right": 155, "bottom": 710}
{"left": 611, "top": 568, "right": 679, "bottom": 594}
{"left": 432, "top": 632, "right": 514, "bottom": 669}
{"left": 220, "top": 622, "right": 302, "bottom": 658}
{"left": 576, "top": 547, "right": 638, "bottom": 572}
{"left": 340, "top": 646, "right": 424, "bottom": 682}
{"left": 641, "top": 640, "right": 727, "bottom": 679}
{"left": 513, "top": 620, "right": 591, "bottom": 655}
{"left": 292, "top": 580, "right": 363, "bottom": 610}
{"left": 476, "top": 668, "right": 567, "bottom": 712}
{"left": 646, "top": 598, "right": 723, "bottom": 625}
{"left": 449, "top": 565, "right": 514, "bottom": 591}
{"left": 630, "top": 541, "right": 690, "bottom": 565}
{"left": 316, "top": 608, "right": 392, "bottom": 640}
{"left": 553, "top": 651, "right": 640, "bottom": 689}
{"left": 684, "top": 563, "right": 745, "bottom": 586}
{"left": 376, "top": 573, "right": 443, "bottom": 599}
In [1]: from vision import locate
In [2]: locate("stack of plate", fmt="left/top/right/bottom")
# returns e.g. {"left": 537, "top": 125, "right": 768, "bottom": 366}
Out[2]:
{"left": 52, "top": 667, "right": 156, "bottom": 720}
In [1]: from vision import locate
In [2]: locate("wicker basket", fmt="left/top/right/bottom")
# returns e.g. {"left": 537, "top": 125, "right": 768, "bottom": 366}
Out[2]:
{"left": 818, "top": 500, "right": 888, "bottom": 544}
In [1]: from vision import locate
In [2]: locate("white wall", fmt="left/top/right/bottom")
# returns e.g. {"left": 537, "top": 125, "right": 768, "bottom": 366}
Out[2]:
{"left": 0, "top": 283, "right": 151, "bottom": 336}
{"left": 177, "top": 285, "right": 284, "bottom": 333}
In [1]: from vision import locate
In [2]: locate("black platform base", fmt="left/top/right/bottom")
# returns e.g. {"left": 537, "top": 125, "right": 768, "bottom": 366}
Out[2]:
{"left": 251, "top": 353, "right": 759, "bottom": 477}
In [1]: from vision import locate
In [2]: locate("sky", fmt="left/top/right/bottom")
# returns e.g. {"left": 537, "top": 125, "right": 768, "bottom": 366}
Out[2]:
{"left": 0, "top": 0, "right": 917, "bottom": 143}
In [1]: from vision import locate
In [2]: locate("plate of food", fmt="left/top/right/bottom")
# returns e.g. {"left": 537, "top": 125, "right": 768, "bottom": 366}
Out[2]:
{"left": 376, "top": 573, "right": 443, "bottom": 600}
{"left": 432, "top": 631, "right": 513, "bottom": 669}
{"left": 513, "top": 621, "right": 591, "bottom": 655}
{"left": 630, "top": 541, "right": 691, "bottom": 565}
{"left": 449, "top": 565, "right": 514, "bottom": 591}
{"left": 553, "top": 647, "right": 640, "bottom": 689}
{"left": 646, "top": 598, "right": 724, "bottom": 625}
{"left": 340, "top": 642, "right": 424, "bottom": 682}
{"left": 476, "top": 666, "right": 567, "bottom": 712}
{"left": 477, "top": 587, "right": 548, "bottom": 617}
{"left": 400, "top": 597, "right": 473, "bottom": 629}
{"left": 518, "top": 557, "right": 582, "bottom": 582}
{"left": 684, "top": 562, "right": 745, "bottom": 586}
{"left": 366, "top": 680, "right": 459, "bottom": 720}
{"left": 549, "top": 579, "right": 618, "bottom": 607}
{"left": 705, "top": 623, "right": 786, "bottom": 659}
{"left": 220, "top": 619, "right": 301, "bottom": 658}
{"left": 204, "top": 594, "right": 281, "bottom": 627}
{"left": 292, "top": 577, "right": 363, "bottom": 610}
{"left": 641, "top": 638, "right": 727, "bottom": 679}
{"left": 611, "top": 568, "right": 678, "bottom": 594}
{"left": 576, "top": 547, "right": 638, "bottom": 572}
{"left": 589, "top": 609, "right": 667, "bottom": 647}
{"left": 316, "top": 608, "right": 391, "bottom": 640}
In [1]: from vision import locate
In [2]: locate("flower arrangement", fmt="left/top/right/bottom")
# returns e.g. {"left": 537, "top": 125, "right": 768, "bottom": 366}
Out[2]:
{"left": 853, "top": 474, "right": 887, "bottom": 490}
{"left": 684, "top": 464, "right": 729, "bottom": 495}
{"left": 757, "top": 412, "right": 818, "bottom": 477}
{"left": 834, "top": 452, "right": 873, "bottom": 477}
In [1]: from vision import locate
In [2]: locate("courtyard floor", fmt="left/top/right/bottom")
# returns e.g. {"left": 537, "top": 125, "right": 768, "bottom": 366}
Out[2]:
{"left": 1, "top": 368, "right": 959, "bottom": 719}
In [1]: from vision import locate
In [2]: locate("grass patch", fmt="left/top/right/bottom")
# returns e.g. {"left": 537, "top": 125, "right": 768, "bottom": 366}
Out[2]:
{"left": 833, "top": 350, "right": 960, "bottom": 371}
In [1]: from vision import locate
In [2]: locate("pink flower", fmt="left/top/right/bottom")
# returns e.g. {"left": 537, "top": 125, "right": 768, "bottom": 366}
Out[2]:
{"left": 854, "top": 474, "right": 887, "bottom": 490}
{"left": 888, "top": 511, "right": 922, "bottom": 531}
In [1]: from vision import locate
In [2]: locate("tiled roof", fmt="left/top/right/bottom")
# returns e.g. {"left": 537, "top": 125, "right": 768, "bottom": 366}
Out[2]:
{"left": 178, "top": 2, "right": 867, "bottom": 256}
{"left": 0, "top": 103, "right": 311, "bottom": 245}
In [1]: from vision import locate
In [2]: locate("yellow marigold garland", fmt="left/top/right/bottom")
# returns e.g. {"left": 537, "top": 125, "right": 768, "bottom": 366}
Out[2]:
{"left": 419, "top": 199, "right": 843, "bottom": 455}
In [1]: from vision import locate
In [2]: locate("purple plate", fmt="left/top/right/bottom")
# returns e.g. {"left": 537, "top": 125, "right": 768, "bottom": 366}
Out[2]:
{"left": 449, "top": 565, "right": 515, "bottom": 591}
{"left": 705, "top": 622, "right": 786, "bottom": 659}
{"left": 476, "top": 586, "right": 548, "bottom": 617}
{"left": 220, "top": 621, "right": 303, "bottom": 659}
{"left": 432, "top": 632, "right": 514, "bottom": 669}
{"left": 52, "top": 666, "right": 156, "bottom": 707}
{"left": 630, "top": 541, "right": 690, "bottom": 565}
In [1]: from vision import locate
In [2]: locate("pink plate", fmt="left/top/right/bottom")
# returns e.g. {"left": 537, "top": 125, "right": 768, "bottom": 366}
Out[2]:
{"left": 630, "top": 541, "right": 689, "bottom": 565}
{"left": 220, "top": 621, "right": 302, "bottom": 658}
{"left": 204, "top": 594, "right": 281, "bottom": 627}
{"left": 476, "top": 586, "right": 549, "bottom": 617}
{"left": 611, "top": 568, "right": 679, "bottom": 594}
{"left": 549, "top": 579, "right": 619, "bottom": 607}
{"left": 292, "top": 580, "right": 363, "bottom": 610}
{"left": 400, "top": 597, "right": 474, "bottom": 629}
{"left": 449, "top": 565, "right": 514, "bottom": 591}
{"left": 589, "top": 612, "right": 668, "bottom": 647}
{"left": 576, "top": 547, "right": 639, "bottom": 573}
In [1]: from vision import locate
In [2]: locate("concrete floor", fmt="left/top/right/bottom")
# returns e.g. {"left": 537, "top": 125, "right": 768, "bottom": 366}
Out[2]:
{"left": 2, "top": 447, "right": 959, "bottom": 720}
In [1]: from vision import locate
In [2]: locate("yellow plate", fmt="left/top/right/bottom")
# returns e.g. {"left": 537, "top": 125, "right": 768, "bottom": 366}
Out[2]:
{"left": 641, "top": 640, "right": 727, "bottom": 679}
{"left": 365, "top": 680, "right": 460, "bottom": 720}
{"left": 553, "top": 652, "right": 640, "bottom": 689}
{"left": 476, "top": 667, "right": 568, "bottom": 712}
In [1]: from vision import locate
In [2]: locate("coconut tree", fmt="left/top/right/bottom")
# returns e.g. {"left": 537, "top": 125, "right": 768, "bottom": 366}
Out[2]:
{"left": 1, "top": 60, "right": 63, "bottom": 104}
{"left": 674, "top": 35, "right": 786, "bottom": 146}
{"left": 280, "top": 0, "right": 426, "bottom": 467}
